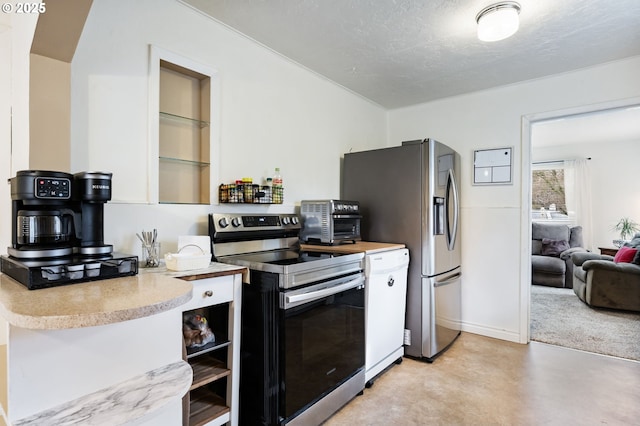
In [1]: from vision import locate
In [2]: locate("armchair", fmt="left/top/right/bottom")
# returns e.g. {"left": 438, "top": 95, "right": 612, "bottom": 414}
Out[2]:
{"left": 531, "top": 222, "right": 586, "bottom": 288}
{"left": 571, "top": 234, "right": 640, "bottom": 312}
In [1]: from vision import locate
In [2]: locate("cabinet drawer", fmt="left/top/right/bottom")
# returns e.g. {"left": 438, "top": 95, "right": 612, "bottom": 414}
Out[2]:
{"left": 182, "top": 276, "right": 234, "bottom": 311}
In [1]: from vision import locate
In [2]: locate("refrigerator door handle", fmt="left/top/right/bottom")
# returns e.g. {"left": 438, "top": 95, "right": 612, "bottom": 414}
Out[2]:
{"left": 434, "top": 272, "right": 462, "bottom": 287}
{"left": 445, "top": 168, "right": 459, "bottom": 251}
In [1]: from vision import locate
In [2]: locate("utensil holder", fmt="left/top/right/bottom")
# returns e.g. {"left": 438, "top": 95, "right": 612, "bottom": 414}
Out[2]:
{"left": 142, "top": 242, "right": 161, "bottom": 268}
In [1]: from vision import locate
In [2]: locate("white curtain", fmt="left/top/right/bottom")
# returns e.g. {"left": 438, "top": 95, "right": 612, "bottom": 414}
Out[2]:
{"left": 564, "top": 159, "right": 593, "bottom": 250}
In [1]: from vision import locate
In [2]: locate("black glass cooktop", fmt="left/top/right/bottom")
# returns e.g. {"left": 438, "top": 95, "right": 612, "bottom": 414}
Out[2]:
{"left": 227, "top": 249, "right": 345, "bottom": 266}
{"left": 217, "top": 248, "right": 364, "bottom": 289}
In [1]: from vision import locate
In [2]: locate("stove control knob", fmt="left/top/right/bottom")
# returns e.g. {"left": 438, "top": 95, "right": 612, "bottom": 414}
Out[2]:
{"left": 218, "top": 217, "right": 230, "bottom": 228}
{"left": 291, "top": 216, "right": 299, "bottom": 225}
{"left": 231, "top": 217, "right": 242, "bottom": 227}
{"left": 282, "top": 216, "right": 291, "bottom": 225}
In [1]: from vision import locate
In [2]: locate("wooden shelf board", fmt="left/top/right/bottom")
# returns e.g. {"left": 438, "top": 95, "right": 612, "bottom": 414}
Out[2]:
{"left": 189, "top": 387, "right": 230, "bottom": 426}
{"left": 190, "top": 357, "right": 230, "bottom": 390}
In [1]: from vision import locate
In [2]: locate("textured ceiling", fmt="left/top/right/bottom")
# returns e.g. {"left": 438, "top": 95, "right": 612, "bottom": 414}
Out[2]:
{"left": 181, "top": 0, "right": 640, "bottom": 109}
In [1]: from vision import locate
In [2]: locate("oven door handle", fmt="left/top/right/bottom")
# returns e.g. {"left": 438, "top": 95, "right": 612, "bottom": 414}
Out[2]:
{"left": 284, "top": 276, "right": 364, "bottom": 308}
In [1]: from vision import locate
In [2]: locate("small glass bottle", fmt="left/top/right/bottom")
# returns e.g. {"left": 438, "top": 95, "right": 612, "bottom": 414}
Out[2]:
{"left": 264, "top": 177, "right": 273, "bottom": 203}
{"left": 273, "top": 168, "right": 283, "bottom": 203}
{"left": 273, "top": 168, "right": 283, "bottom": 187}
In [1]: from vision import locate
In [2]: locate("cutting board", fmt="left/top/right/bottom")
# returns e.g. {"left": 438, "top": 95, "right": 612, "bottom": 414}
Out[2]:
{"left": 300, "top": 241, "right": 405, "bottom": 254}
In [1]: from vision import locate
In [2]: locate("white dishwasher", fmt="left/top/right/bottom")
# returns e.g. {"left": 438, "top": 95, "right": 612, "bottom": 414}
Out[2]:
{"left": 365, "top": 248, "right": 410, "bottom": 386}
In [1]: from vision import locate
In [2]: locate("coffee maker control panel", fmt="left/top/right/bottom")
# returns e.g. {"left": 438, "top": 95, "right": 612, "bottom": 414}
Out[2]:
{"left": 36, "top": 177, "right": 71, "bottom": 199}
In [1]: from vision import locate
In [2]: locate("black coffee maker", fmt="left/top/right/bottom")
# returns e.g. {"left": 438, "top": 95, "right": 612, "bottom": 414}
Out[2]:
{"left": 2, "top": 170, "right": 139, "bottom": 290}
{"left": 8, "top": 170, "right": 113, "bottom": 259}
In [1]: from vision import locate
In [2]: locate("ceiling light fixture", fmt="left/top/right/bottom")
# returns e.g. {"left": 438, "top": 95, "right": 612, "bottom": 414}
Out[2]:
{"left": 476, "top": 2, "right": 521, "bottom": 42}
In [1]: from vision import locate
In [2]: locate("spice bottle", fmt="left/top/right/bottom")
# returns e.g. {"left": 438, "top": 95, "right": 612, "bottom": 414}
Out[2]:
{"left": 264, "top": 177, "right": 273, "bottom": 203}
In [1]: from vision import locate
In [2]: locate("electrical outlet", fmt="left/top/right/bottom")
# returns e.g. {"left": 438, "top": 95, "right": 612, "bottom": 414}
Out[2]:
{"left": 403, "top": 329, "right": 411, "bottom": 345}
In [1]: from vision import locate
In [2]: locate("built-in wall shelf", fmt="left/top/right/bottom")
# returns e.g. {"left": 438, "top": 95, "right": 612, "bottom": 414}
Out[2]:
{"left": 150, "top": 46, "right": 219, "bottom": 205}
{"left": 158, "top": 59, "right": 212, "bottom": 204}
{"left": 160, "top": 111, "right": 210, "bottom": 128}
{"left": 159, "top": 156, "right": 210, "bottom": 167}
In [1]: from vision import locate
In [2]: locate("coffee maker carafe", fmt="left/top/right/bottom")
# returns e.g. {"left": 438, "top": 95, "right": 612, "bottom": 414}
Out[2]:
{"left": 8, "top": 170, "right": 113, "bottom": 259}
{"left": 9, "top": 170, "right": 76, "bottom": 258}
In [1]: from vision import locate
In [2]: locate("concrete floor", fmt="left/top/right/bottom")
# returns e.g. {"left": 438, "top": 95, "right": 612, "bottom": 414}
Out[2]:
{"left": 324, "top": 333, "right": 640, "bottom": 425}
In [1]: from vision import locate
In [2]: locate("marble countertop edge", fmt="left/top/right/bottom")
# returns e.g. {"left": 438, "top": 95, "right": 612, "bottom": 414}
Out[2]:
{"left": 12, "top": 360, "right": 193, "bottom": 426}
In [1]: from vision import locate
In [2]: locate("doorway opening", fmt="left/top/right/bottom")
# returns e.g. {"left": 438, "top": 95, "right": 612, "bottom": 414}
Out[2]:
{"left": 522, "top": 99, "right": 640, "bottom": 359}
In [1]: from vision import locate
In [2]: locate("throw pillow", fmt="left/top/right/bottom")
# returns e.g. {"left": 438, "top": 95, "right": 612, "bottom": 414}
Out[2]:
{"left": 541, "top": 238, "right": 570, "bottom": 257}
{"left": 569, "top": 226, "right": 583, "bottom": 248}
{"left": 613, "top": 246, "right": 638, "bottom": 263}
{"left": 634, "top": 250, "right": 640, "bottom": 266}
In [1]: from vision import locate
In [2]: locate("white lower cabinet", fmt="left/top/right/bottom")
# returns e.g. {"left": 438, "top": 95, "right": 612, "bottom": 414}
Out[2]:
{"left": 181, "top": 274, "right": 242, "bottom": 426}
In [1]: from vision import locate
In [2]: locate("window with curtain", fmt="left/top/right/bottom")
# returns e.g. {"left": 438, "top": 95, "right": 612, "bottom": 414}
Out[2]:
{"left": 531, "top": 159, "right": 593, "bottom": 250}
{"left": 564, "top": 159, "right": 593, "bottom": 250}
{"left": 531, "top": 163, "right": 570, "bottom": 224}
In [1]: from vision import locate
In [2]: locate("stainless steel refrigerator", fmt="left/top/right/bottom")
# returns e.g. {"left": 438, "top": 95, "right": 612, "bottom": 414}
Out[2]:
{"left": 342, "top": 138, "right": 461, "bottom": 361}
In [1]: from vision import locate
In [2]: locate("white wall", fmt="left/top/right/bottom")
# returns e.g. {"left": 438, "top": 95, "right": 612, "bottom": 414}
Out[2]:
{"left": 0, "top": 5, "right": 39, "bottom": 347}
{"left": 1, "top": 8, "right": 37, "bottom": 256}
{"left": 532, "top": 139, "right": 640, "bottom": 250}
{"left": 0, "top": 5, "right": 10, "bottom": 352}
{"left": 388, "top": 56, "right": 640, "bottom": 343}
{"left": 70, "top": 0, "right": 386, "bottom": 256}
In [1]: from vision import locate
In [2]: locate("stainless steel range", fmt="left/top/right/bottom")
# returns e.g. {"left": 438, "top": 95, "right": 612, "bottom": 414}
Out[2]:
{"left": 209, "top": 213, "right": 365, "bottom": 425}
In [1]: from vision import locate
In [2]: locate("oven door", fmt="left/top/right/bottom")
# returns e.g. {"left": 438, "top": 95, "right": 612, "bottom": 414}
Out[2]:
{"left": 331, "top": 214, "right": 361, "bottom": 241}
{"left": 280, "top": 273, "right": 365, "bottom": 422}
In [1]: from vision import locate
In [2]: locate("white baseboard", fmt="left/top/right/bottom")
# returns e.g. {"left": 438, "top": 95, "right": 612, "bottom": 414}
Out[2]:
{"left": 461, "top": 321, "right": 524, "bottom": 344}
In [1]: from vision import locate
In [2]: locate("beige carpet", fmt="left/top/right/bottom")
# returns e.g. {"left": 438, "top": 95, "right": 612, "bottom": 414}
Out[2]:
{"left": 530, "top": 285, "right": 640, "bottom": 360}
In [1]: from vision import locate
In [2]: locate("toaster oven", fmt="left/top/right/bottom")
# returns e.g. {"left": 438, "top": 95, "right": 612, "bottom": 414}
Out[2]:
{"left": 300, "top": 200, "right": 361, "bottom": 244}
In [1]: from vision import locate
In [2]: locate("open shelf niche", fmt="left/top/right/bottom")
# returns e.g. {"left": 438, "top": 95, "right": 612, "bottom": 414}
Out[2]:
{"left": 159, "top": 59, "right": 211, "bottom": 204}
{"left": 150, "top": 46, "right": 218, "bottom": 205}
